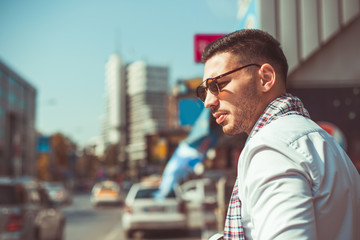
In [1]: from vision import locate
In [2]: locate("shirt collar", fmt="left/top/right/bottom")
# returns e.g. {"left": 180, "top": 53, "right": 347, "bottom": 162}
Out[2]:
{"left": 248, "top": 93, "right": 310, "bottom": 140}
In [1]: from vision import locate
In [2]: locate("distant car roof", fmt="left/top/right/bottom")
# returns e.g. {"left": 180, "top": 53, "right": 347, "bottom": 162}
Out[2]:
{"left": 94, "top": 180, "right": 119, "bottom": 187}
{"left": 0, "top": 177, "right": 13, "bottom": 184}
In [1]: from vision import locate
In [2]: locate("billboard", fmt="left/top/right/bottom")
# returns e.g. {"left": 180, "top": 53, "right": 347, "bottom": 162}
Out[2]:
{"left": 37, "top": 136, "right": 51, "bottom": 153}
{"left": 194, "top": 34, "right": 226, "bottom": 63}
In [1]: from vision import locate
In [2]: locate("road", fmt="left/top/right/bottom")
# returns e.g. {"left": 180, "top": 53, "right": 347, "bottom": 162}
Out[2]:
{"left": 62, "top": 193, "right": 124, "bottom": 240}
{"left": 62, "top": 193, "right": 208, "bottom": 240}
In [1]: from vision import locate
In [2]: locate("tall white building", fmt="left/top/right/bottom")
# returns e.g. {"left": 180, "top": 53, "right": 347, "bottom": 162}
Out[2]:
{"left": 103, "top": 54, "right": 126, "bottom": 147}
{"left": 126, "top": 61, "right": 169, "bottom": 163}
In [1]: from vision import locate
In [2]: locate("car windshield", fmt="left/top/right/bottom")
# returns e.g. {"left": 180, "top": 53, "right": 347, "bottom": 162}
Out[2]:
{"left": 135, "top": 188, "right": 176, "bottom": 199}
{"left": 99, "top": 183, "right": 118, "bottom": 190}
{"left": 44, "top": 182, "right": 64, "bottom": 189}
{"left": 0, "top": 185, "right": 22, "bottom": 204}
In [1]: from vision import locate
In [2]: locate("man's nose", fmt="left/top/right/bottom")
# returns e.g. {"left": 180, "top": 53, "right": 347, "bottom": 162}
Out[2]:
{"left": 204, "top": 90, "right": 219, "bottom": 109}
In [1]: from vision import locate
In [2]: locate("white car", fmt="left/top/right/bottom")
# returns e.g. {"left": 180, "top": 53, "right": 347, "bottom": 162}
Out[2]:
{"left": 122, "top": 182, "right": 187, "bottom": 239}
{"left": 43, "top": 181, "right": 73, "bottom": 205}
{"left": 181, "top": 178, "right": 219, "bottom": 237}
{"left": 90, "top": 180, "right": 123, "bottom": 206}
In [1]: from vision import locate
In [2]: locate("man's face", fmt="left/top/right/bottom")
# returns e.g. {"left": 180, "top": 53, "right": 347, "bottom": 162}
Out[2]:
{"left": 202, "top": 52, "right": 261, "bottom": 135}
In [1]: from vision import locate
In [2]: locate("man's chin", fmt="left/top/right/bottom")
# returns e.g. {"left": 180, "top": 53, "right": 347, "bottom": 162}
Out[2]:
{"left": 222, "top": 124, "right": 245, "bottom": 136}
{"left": 222, "top": 125, "right": 237, "bottom": 136}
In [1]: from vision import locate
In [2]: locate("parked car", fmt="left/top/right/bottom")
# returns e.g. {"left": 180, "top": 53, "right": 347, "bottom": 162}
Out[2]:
{"left": 122, "top": 181, "right": 187, "bottom": 239}
{"left": 90, "top": 180, "right": 123, "bottom": 206}
{"left": 181, "top": 178, "right": 217, "bottom": 206}
{"left": 181, "top": 178, "right": 218, "bottom": 234}
{"left": 0, "top": 177, "right": 66, "bottom": 240}
{"left": 43, "top": 181, "right": 72, "bottom": 205}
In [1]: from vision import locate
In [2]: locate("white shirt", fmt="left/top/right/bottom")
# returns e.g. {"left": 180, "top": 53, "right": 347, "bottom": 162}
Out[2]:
{"left": 238, "top": 115, "right": 360, "bottom": 239}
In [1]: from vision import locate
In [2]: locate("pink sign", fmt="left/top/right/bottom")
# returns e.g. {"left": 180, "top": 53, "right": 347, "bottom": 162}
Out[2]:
{"left": 194, "top": 34, "right": 226, "bottom": 63}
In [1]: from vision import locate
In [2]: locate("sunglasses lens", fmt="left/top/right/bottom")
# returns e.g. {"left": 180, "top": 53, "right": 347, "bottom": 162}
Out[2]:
{"left": 196, "top": 86, "right": 207, "bottom": 102}
{"left": 197, "top": 79, "right": 219, "bottom": 102}
{"left": 208, "top": 80, "right": 218, "bottom": 94}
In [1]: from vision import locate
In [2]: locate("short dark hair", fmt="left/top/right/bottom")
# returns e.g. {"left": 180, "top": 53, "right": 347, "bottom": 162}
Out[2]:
{"left": 201, "top": 29, "right": 288, "bottom": 83}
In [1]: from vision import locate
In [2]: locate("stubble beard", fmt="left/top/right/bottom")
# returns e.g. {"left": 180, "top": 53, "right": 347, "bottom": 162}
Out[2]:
{"left": 222, "top": 81, "right": 260, "bottom": 136}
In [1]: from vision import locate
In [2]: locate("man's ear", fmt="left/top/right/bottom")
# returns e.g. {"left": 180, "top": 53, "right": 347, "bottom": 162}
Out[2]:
{"left": 258, "top": 63, "right": 276, "bottom": 93}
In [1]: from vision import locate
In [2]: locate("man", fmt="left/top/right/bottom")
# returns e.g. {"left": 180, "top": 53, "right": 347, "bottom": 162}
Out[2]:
{"left": 197, "top": 29, "right": 360, "bottom": 240}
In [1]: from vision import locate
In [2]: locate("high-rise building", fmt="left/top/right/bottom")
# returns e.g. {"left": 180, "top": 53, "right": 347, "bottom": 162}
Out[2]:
{"left": 126, "top": 61, "right": 169, "bottom": 168}
{"left": 102, "top": 54, "right": 126, "bottom": 149}
{"left": 0, "top": 60, "right": 37, "bottom": 177}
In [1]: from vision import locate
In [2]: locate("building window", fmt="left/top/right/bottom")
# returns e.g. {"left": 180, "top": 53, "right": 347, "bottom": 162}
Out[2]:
{"left": 8, "top": 76, "right": 16, "bottom": 88}
{"left": 8, "top": 92, "right": 15, "bottom": 105}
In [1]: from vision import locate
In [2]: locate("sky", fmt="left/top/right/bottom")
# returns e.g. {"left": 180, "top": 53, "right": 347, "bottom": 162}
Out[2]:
{"left": 0, "top": 0, "right": 241, "bottom": 147}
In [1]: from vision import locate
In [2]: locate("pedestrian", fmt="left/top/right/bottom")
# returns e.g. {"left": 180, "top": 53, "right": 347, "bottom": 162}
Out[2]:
{"left": 197, "top": 29, "right": 360, "bottom": 240}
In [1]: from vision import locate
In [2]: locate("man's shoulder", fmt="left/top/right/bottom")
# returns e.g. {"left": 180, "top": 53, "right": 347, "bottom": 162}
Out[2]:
{"left": 252, "top": 115, "right": 322, "bottom": 144}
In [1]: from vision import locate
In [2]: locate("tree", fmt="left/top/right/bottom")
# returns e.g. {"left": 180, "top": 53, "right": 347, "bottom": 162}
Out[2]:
{"left": 102, "top": 144, "right": 119, "bottom": 166}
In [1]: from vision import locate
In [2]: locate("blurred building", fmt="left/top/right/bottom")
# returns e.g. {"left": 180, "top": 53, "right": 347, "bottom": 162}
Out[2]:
{"left": 126, "top": 61, "right": 169, "bottom": 179}
{"left": 102, "top": 54, "right": 126, "bottom": 145}
{"left": 99, "top": 56, "right": 170, "bottom": 180}
{"left": 101, "top": 53, "right": 128, "bottom": 163}
{"left": 0, "top": 59, "right": 37, "bottom": 177}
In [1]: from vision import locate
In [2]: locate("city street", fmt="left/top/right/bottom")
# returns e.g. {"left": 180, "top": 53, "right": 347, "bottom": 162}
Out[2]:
{"left": 1, "top": 1, "right": 359, "bottom": 240}
{"left": 62, "top": 193, "right": 205, "bottom": 240}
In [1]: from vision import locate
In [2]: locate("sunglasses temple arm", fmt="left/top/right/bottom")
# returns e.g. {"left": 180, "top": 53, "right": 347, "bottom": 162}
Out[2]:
{"left": 215, "top": 83, "right": 220, "bottom": 94}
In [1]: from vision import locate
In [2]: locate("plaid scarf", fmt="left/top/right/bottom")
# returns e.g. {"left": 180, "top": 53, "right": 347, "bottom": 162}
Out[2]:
{"left": 249, "top": 93, "right": 310, "bottom": 139}
{"left": 224, "top": 93, "right": 310, "bottom": 240}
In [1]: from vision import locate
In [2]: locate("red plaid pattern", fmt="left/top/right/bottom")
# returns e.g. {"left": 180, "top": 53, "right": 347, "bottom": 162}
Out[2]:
{"left": 223, "top": 93, "right": 310, "bottom": 240}
{"left": 224, "top": 179, "right": 245, "bottom": 240}
{"left": 249, "top": 93, "right": 310, "bottom": 138}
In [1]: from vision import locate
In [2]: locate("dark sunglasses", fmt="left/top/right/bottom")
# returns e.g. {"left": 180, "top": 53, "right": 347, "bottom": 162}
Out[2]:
{"left": 196, "top": 63, "right": 261, "bottom": 102}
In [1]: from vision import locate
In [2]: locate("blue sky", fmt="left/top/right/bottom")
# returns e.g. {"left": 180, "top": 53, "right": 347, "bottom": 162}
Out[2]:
{"left": 0, "top": 0, "right": 240, "bottom": 147}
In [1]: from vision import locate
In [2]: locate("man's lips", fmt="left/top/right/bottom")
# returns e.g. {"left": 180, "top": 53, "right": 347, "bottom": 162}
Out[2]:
{"left": 213, "top": 112, "right": 228, "bottom": 125}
